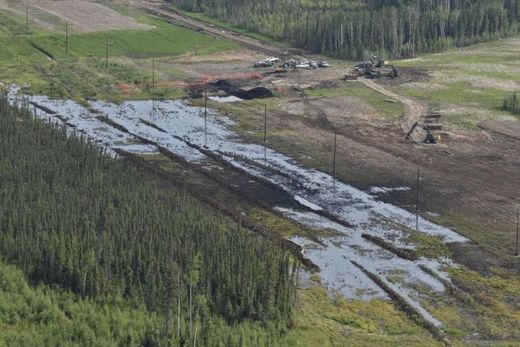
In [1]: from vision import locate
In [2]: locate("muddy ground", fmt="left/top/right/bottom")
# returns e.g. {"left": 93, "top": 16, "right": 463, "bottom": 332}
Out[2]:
{"left": 135, "top": 9, "right": 520, "bottom": 274}
{"left": 3, "top": 0, "right": 519, "bottom": 342}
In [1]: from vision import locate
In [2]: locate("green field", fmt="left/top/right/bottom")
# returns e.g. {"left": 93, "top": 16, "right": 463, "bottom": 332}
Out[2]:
{"left": 35, "top": 9, "right": 238, "bottom": 59}
{"left": 395, "top": 38, "right": 520, "bottom": 128}
{"left": 0, "top": 8, "right": 238, "bottom": 101}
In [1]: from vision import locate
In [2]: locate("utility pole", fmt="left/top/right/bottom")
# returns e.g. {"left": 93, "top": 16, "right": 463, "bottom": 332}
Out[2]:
{"left": 264, "top": 104, "right": 267, "bottom": 165}
{"left": 65, "top": 22, "right": 69, "bottom": 53}
{"left": 332, "top": 132, "right": 337, "bottom": 180}
{"left": 515, "top": 207, "right": 520, "bottom": 257}
{"left": 105, "top": 34, "right": 109, "bottom": 68}
{"left": 204, "top": 82, "right": 207, "bottom": 147}
{"left": 25, "top": 6, "right": 29, "bottom": 34}
{"left": 152, "top": 57, "right": 155, "bottom": 88}
{"left": 416, "top": 168, "right": 420, "bottom": 231}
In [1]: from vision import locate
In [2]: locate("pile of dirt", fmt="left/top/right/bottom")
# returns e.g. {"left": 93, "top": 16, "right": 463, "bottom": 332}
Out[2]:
{"left": 186, "top": 79, "right": 274, "bottom": 99}
{"left": 212, "top": 80, "right": 236, "bottom": 94}
{"left": 379, "top": 66, "right": 430, "bottom": 85}
{"left": 235, "top": 87, "right": 273, "bottom": 100}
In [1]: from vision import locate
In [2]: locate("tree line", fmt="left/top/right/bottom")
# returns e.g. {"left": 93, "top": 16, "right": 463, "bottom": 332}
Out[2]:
{"left": 173, "top": 0, "right": 520, "bottom": 59}
{"left": 0, "top": 94, "right": 298, "bottom": 345}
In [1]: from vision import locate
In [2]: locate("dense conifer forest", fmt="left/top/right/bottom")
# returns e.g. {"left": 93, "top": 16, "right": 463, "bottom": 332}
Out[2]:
{"left": 173, "top": 0, "right": 520, "bottom": 59}
{"left": 0, "top": 94, "right": 297, "bottom": 345}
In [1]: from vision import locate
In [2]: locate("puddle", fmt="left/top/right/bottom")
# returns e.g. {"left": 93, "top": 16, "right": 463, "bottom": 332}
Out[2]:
{"left": 209, "top": 96, "right": 243, "bottom": 103}
{"left": 7, "top": 85, "right": 470, "bottom": 328}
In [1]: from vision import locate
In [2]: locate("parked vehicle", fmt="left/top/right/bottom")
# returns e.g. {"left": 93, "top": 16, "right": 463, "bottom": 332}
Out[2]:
{"left": 254, "top": 60, "right": 274, "bottom": 68}
{"left": 265, "top": 57, "right": 280, "bottom": 63}
{"left": 318, "top": 61, "right": 330, "bottom": 68}
{"left": 309, "top": 61, "right": 318, "bottom": 69}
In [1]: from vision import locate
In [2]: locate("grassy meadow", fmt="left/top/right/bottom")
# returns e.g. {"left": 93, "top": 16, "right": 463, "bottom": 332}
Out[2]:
{"left": 0, "top": 6, "right": 238, "bottom": 101}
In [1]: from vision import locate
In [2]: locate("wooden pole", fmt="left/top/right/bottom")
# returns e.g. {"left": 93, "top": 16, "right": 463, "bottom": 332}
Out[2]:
{"left": 264, "top": 104, "right": 267, "bottom": 165}
{"left": 515, "top": 207, "right": 520, "bottom": 257}
{"left": 204, "top": 82, "right": 207, "bottom": 147}
{"left": 65, "top": 22, "right": 69, "bottom": 53}
{"left": 26, "top": 6, "right": 29, "bottom": 34}
{"left": 105, "top": 34, "right": 109, "bottom": 68}
{"left": 152, "top": 57, "right": 155, "bottom": 88}
{"left": 416, "top": 168, "right": 420, "bottom": 231}
{"left": 332, "top": 132, "right": 337, "bottom": 179}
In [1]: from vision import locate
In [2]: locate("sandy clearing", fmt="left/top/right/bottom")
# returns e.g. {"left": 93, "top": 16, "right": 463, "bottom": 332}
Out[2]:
{"left": 173, "top": 50, "right": 262, "bottom": 64}
{"left": 358, "top": 78, "right": 428, "bottom": 140}
{"left": 16, "top": 0, "right": 152, "bottom": 32}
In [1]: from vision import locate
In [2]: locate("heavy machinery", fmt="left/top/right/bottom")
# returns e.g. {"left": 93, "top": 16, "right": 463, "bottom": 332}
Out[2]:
{"left": 406, "top": 122, "right": 437, "bottom": 144}
{"left": 354, "top": 56, "right": 398, "bottom": 79}
{"left": 370, "top": 55, "right": 388, "bottom": 68}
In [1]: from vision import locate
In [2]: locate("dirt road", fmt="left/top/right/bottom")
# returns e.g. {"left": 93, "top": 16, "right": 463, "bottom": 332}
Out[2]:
{"left": 130, "top": 1, "right": 520, "bottom": 266}
{"left": 131, "top": 0, "right": 303, "bottom": 57}
{"left": 358, "top": 78, "right": 428, "bottom": 139}
{"left": 135, "top": 1, "right": 428, "bottom": 140}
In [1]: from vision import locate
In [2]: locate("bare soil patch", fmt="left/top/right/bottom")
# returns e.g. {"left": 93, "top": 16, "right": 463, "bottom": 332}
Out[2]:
{"left": 24, "top": 0, "right": 152, "bottom": 32}
{"left": 479, "top": 119, "right": 520, "bottom": 140}
{"left": 174, "top": 49, "right": 262, "bottom": 64}
{"left": 378, "top": 66, "right": 430, "bottom": 85}
{"left": 310, "top": 96, "right": 378, "bottom": 126}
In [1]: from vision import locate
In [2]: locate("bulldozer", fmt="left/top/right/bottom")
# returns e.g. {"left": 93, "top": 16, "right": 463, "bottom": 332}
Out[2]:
{"left": 353, "top": 56, "right": 398, "bottom": 79}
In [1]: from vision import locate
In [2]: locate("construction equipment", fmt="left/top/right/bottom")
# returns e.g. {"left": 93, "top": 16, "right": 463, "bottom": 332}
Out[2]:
{"left": 406, "top": 122, "right": 437, "bottom": 144}
{"left": 370, "top": 55, "right": 388, "bottom": 68}
{"left": 424, "top": 127, "right": 437, "bottom": 144}
{"left": 344, "top": 67, "right": 364, "bottom": 80}
{"left": 354, "top": 57, "right": 398, "bottom": 79}
{"left": 318, "top": 61, "right": 330, "bottom": 68}
{"left": 254, "top": 60, "right": 274, "bottom": 68}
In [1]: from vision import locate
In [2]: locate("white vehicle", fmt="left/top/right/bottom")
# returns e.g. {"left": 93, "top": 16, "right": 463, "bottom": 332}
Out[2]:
{"left": 265, "top": 57, "right": 280, "bottom": 63}
{"left": 296, "top": 63, "right": 310, "bottom": 69}
{"left": 309, "top": 61, "right": 318, "bottom": 69}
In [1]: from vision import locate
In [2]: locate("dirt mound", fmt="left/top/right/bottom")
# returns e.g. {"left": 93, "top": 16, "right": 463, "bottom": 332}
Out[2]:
{"left": 235, "top": 87, "right": 273, "bottom": 100}
{"left": 379, "top": 66, "right": 430, "bottom": 85}
{"left": 212, "top": 80, "right": 236, "bottom": 94}
{"left": 187, "top": 80, "right": 274, "bottom": 100}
